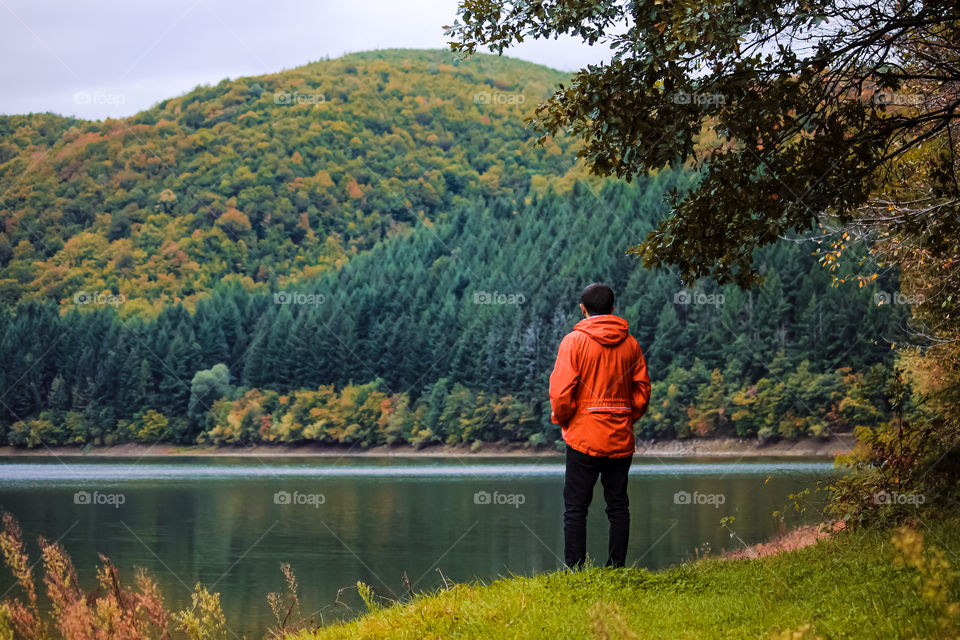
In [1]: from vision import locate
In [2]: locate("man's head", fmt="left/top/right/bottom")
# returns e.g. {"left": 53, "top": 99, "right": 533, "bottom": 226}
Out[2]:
{"left": 579, "top": 283, "right": 615, "bottom": 317}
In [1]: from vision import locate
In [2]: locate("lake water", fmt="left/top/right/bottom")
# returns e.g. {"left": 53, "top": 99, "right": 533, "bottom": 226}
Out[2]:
{"left": 0, "top": 455, "right": 835, "bottom": 638}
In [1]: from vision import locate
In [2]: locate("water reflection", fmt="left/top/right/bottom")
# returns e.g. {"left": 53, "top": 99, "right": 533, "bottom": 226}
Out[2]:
{"left": 0, "top": 456, "right": 835, "bottom": 638}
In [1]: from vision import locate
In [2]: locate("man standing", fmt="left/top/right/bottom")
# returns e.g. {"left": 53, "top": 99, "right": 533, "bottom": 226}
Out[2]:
{"left": 549, "top": 283, "right": 651, "bottom": 569}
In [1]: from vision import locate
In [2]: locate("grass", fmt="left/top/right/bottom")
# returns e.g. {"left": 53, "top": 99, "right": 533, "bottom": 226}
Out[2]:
{"left": 293, "top": 514, "right": 960, "bottom": 640}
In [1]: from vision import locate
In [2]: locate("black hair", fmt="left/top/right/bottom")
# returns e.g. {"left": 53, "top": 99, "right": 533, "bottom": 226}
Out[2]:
{"left": 580, "top": 282, "right": 614, "bottom": 315}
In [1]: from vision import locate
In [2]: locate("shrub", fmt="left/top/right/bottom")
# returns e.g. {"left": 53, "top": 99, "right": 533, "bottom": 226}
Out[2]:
{"left": 0, "top": 511, "right": 228, "bottom": 640}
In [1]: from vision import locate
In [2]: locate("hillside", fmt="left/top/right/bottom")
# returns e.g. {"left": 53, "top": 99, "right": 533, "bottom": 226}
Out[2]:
{"left": 0, "top": 177, "right": 905, "bottom": 447}
{"left": 0, "top": 49, "right": 578, "bottom": 313}
{"left": 0, "top": 50, "right": 907, "bottom": 449}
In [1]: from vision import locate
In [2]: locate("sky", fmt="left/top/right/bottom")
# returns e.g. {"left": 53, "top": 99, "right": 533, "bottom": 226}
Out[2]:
{"left": 1, "top": 0, "right": 613, "bottom": 120}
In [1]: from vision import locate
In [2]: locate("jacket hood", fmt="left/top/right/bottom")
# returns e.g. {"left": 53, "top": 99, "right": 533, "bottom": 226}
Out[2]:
{"left": 574, "top": 314, "right": 630, "bottom": 346}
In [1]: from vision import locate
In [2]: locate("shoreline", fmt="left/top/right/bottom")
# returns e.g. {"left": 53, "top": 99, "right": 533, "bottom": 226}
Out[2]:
{"left": 721, "top": 521, "right": 845, "bottom": 560}
{"left": 0, "top": 435, "right": 853, "bottom": 459}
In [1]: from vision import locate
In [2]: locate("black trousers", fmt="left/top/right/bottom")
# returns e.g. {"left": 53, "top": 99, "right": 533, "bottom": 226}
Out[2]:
{"left": 563, "top": 445, "right": 632, "bottom": 568}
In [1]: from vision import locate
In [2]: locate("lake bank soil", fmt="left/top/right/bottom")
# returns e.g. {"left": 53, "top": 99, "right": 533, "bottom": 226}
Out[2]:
{"left": 0, "top": 434, "right": 853, "bottom": 458}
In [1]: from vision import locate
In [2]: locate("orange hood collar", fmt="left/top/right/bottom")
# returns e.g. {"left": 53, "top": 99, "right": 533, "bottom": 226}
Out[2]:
{"left": 573, "top": 314, "right": 630, "bottom": 346}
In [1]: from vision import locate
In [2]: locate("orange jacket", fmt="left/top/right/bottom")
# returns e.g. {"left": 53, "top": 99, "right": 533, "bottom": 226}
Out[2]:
{"left": 549, "top": 314, "right": 651, "bottom": 458}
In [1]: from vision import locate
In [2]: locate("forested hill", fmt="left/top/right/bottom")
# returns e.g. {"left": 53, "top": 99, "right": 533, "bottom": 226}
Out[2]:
{"left": 0, "top": 49, "right": 577, "bottom": 312}
{"left": 0, "top": 50, "right": 907, "bottom": 449}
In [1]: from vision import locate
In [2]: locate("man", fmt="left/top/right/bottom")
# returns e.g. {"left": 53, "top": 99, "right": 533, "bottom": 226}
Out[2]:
{"left": 549, "top": 283, "right": 651, "bottom": 569}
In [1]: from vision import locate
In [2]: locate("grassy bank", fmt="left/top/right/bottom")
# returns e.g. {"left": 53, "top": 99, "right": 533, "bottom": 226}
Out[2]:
{"left": 294, "top": 513, "right": 959, "bottom": 640}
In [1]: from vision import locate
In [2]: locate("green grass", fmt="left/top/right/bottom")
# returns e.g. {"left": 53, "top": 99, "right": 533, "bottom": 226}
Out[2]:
{"left": 295, "top": 515, "right": 960, "bottom": 639}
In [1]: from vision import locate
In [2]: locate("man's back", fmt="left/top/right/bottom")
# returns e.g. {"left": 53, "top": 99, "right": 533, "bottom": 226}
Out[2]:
{"left": 549, "top": 314, "right": 651, "bottom": 457}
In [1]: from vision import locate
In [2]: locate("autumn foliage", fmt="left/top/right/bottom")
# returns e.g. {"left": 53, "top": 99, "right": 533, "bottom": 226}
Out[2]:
{"left": 0, "top": 512, "right": 225, "bottom": 640}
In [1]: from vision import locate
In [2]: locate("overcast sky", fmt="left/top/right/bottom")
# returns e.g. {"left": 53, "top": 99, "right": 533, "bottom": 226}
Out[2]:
{"left": 1, "top": 0, "right": 612, "bottom": 120}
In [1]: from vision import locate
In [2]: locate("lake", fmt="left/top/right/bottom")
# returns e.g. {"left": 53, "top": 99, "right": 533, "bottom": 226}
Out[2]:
{"left": 0, "top": 455, "right": 835, "bottom": 638}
